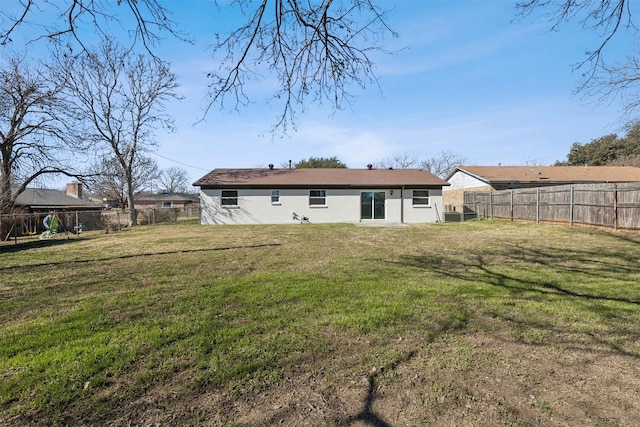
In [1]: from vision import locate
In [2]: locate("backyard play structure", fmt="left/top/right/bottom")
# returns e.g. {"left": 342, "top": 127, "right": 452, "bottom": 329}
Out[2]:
{"left": 39, "top": 214, "right": 62, "bottom": 239}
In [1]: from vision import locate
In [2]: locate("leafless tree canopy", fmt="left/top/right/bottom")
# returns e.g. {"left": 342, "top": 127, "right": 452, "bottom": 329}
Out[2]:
{"left": 207, "top": 0, "right": 396, "bottom": 131}
{"left": 421, "top": 151, "right": 467, "bottom": 178}
{"left": 56, "top": 37, "right": 180, "bottom": 225}
{"left": 374, "top": 150, "right": 465, "bottom": 178}
{"left": 157, "top": 167, "right": 191, "bottom": 193}
{"left": 517, "top": 1, "right": 635, "bottom": 70}
{"left": 517, "top": 1, "right": 640, "bottom": 121}
{"left": 0, "top": 54, "right": 79, "bottom": 216}
{"left": 2, "top": 1, "right": 397, "bottom": 132}
{"left": 86, "top": 154, "right": 160, "bottom": 208}
{"left": 0, "top": 0, "right": 183, "bottom": 54}
{"left": 374, "top": 151, "right": 421, "bottom": 169}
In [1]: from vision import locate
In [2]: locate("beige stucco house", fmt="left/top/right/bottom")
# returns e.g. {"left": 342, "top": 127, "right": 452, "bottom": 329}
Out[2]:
{"left": 193, "top": 166, "right": 450, "bottom": 225}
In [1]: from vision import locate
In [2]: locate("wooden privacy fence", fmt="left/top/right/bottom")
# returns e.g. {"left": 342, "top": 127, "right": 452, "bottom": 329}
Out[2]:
{"left": 464, "top": 182, "right": 640, "bottom": 231}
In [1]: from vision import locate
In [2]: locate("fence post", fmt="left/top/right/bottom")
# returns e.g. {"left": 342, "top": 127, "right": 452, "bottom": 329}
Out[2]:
{"left": 536, "top": 188, "right": 540, "bottom": 224}
{"left": 489, "top": 192, "right": 493, "bottom": 219}
{"left": 569, "top": 185, "right": 574, "bottom": 228}
{"left": 510, "top": 190, "right": 514, "bottom": 221}
{"left": 13, "top": 214, "right": 18, "bottom": 245}
{"left": 613, "top": 183, "right": 618, "bottom": 231}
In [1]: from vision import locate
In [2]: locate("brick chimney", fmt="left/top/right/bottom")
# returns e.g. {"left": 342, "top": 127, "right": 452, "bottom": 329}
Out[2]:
{"left": 66, "top": 182, "right": 82, "bottom": 199}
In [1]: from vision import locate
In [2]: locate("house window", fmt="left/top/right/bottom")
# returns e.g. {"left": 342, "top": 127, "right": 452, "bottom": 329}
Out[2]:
{"left": 309, "top": 190, "right": 326, "bottom": 206}
{"left": 412, "top": 190, "right": 430, "bottom": 206}
{"left": 221, "top": 190, "right": 238, "bottom": 206}
{"left": 271, "top": 189, "right": 280, "bottom": 204}
{"left": 162, "top": 201, "right": 173, "bottom": 208}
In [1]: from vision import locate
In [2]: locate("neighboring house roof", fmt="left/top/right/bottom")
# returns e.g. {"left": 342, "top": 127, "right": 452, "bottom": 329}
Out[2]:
{"left": 193, "top": 168, "right": 450, "bottom": 188}
{"left": 14, "top": 187, "right": 101, "bottom": 210}
{"left": 445, "top": 166, "right": 640, "bottom": 185}
{"left": 134, "top": 192, "right": 199, "bottom": 204}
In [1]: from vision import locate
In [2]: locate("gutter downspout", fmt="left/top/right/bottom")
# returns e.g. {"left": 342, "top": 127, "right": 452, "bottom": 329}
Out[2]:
{"left": 400, "top": 186, "right": 405, "bottom": 223}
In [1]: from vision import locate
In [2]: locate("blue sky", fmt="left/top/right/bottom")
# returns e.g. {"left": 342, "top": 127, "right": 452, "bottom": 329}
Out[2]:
{"left": 5, "top": 0, "right": 636, "bottom": 185}
{"left": 152, "top": 0, "right": 633, "bottom": 183}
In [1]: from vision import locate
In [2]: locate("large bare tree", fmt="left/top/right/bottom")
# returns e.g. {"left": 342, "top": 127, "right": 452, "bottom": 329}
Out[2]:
{"left": 0, "top": 54, "right": 78, "bottom": 221}
{"left": 56, "top": 38, "right": 180, "bottom": 225}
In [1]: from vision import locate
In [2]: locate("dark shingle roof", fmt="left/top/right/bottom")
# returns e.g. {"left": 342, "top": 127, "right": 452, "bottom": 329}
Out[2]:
{"left": 14, "top": 187, "right": 100, "bottom": 209}
{"left": 193, "top": 168, "right": 450, "bottom": 188}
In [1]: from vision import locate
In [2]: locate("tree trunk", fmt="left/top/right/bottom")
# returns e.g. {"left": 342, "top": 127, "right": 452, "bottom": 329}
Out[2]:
{"left": 124, "top": 167, "right": 137, "bottom": 226}
{"left": 0, "top": 168, "right": 14, "bottom": 240}
{"left": 127, "top": 188, "right": 137, "bottom": 226}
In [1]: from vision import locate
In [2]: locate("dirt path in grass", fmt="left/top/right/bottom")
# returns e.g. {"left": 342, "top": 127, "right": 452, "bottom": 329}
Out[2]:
{"left": 48, "top": 314, "right": 638, "bottom": 427}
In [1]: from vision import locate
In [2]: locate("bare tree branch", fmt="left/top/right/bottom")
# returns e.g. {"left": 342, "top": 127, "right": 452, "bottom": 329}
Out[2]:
{"left": 516, "top": 0, "right": 640, "bottom": 119}
{"left": 0, "top": 0, "right": 187, "bottom": 56}
{"left": 206, "top": 0, "right": 397, "bottom": 133}
{"left": 516, "top": 1, "right": 635, "bottom": 72}
{"left": 3, "top": 1, "right": 397, "bottom": 133}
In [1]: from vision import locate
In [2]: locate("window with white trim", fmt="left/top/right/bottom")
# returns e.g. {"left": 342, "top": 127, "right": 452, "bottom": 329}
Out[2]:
{"left": 221, "top": 190, "right": 238, "bottom": 206}
{"left": 271, "top": 189, "right": 280, "bottom": 204}
{"left": 412, "top": 190, "right": 430, "bottom": 206}
{"left": 162, "top": 201, "right": 173, "bottom": 208}
{"left": 309, "top": 190, "right": 326, "bottom": 206}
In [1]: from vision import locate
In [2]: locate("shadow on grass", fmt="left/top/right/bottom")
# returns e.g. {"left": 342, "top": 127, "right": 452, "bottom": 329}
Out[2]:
{"left": 0, "top": 243, "right": 281, "bottom": 272}
{"left": 393, "top": 243, "right": 640, "bottom": 359}
{"left": 0, "top": 236, "right": 78, "bottom": 254}
{"left": 340, "top": 315, "right": 470, "bottom": 426}
{"left": 399, "top": 249, "right": 640, "bottom": 306}
{"left": 345, "top": 351, "right": 419, "bottom": 427}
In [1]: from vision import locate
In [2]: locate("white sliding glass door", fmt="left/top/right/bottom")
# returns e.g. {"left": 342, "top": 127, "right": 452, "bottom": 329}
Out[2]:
{"left": 361, "top": 191, "right": 385, "bottom": 220}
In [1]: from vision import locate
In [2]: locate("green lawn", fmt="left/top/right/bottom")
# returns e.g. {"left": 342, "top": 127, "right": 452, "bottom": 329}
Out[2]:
{"left": 1, "top": 220, "right": 639, "bottom": 425}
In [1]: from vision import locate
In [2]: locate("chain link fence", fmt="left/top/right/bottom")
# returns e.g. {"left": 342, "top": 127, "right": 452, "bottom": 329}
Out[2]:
{"left": 1, "top": 207, "right": 199, "bottom": 247}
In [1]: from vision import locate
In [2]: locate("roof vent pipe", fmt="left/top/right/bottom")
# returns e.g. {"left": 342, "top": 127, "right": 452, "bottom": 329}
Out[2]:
{"left": 288, "top": 160, "right": 292, "bottom": 170}
{"left": 367, "top": 164, "right": 373, "bottom": 170}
